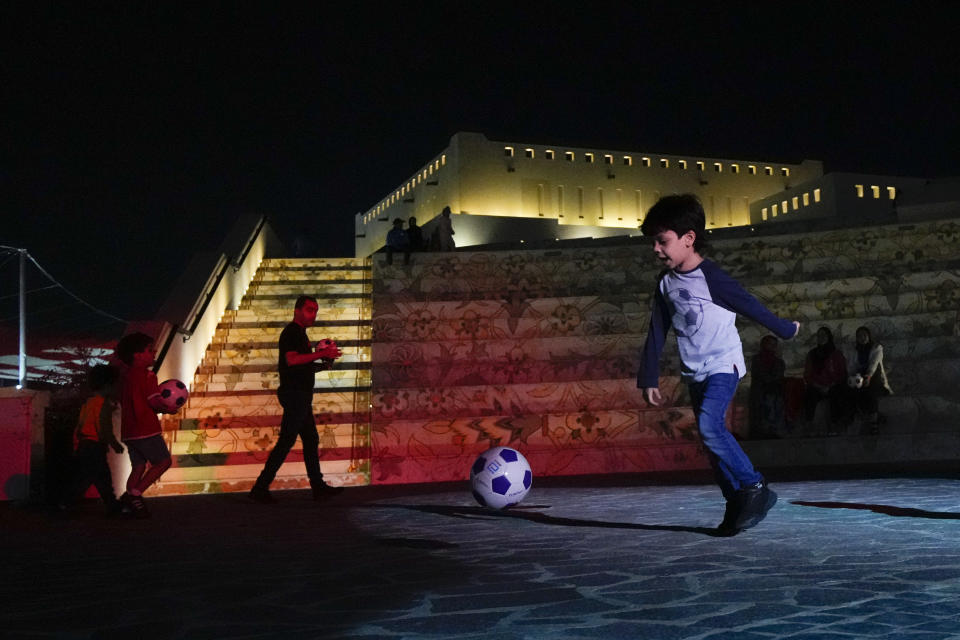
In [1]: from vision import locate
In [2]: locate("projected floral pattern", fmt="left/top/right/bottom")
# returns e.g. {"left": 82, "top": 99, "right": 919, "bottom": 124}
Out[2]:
{"left": 161, "top": 221, "right": 960, "bottom": 494}
{"left": 371, "top": 219, "right": 960, "bottom": 484}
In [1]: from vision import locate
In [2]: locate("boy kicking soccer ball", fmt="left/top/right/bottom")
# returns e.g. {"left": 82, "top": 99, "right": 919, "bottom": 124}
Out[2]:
{"left": 637, "top": 194, "right": 801, "bottom": 536}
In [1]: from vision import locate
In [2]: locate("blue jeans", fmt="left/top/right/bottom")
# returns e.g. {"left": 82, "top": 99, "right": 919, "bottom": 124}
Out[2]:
{"left": 688, "top": 373, "right": 763, "bottom": 501}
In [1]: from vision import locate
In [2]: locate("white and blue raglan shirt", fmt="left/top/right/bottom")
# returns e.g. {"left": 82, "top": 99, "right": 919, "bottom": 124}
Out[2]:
{"left": 637, "top": 259, "right": 797, "bottom": 387}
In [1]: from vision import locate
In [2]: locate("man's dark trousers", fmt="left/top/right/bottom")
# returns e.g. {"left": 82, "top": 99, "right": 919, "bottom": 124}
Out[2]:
{"left": 254, "top": 389, "right": 322, "bottom": 488}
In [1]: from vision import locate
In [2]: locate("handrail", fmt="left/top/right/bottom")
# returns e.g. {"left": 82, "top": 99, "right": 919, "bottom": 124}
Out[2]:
{"left": 178, "top": 254, "right": 230, "bottom": 342}
{"left": 231, "top": 215, "right": 267, "bottom": 271}
{"left": 154, "top": 215, "right": 274, "bottom": 385}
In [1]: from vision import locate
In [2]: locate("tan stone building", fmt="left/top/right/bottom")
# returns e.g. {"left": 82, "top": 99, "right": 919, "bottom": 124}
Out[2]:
{"left": 355, "top": 131, "right": 823, "bottom": 256}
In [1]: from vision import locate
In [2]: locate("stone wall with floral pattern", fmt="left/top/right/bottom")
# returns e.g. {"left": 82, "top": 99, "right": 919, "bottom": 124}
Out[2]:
{"left": 371, "top": 218, "right": 960, "bottom": 485}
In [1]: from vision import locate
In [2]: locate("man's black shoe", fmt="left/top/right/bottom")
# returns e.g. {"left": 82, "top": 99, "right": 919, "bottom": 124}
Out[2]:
{"left": 717, "top": 499, "right": 742, "bottom": 536}
{"left": 248, "top": 486, "right": 277, "bottom": 504}
{"left": 734, "top": 480, "right": 777, "bottom": 530}
{"left": 312, "top": 482, "right": 344, "bottom": 500}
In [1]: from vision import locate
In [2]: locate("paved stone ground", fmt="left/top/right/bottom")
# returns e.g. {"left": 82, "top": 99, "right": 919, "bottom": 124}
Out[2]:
{"left": 3, "top": 473, "right": 960, "bottom": 640}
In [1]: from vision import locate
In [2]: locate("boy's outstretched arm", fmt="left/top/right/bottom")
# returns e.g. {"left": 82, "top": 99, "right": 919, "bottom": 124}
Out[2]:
{"left": 702, "top": 262, "right": 800, "bottom": 340}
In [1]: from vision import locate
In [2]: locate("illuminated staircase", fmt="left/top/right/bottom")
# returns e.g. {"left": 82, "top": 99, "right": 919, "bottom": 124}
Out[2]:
{"left": 157, "top": 258, "right": 372, "bottom": 495}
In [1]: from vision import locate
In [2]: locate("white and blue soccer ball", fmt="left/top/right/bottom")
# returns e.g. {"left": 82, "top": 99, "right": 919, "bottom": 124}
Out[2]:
{"left": 470, "top": 446, "right": 533, "bottom": 510}
{"left": 848, "top": 373, "right": 864, "bottom": 389}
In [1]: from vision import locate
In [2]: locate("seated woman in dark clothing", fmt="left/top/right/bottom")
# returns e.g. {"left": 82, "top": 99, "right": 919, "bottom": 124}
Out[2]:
{"left": 803, "top": 326, "right": 848, "bottom": 434}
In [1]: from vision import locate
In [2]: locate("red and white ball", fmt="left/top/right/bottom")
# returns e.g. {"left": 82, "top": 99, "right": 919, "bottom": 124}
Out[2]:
{"left": 149, "top": 379, "right": 190, "bottom": 413}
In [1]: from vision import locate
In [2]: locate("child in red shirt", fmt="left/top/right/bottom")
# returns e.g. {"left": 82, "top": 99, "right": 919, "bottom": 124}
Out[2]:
{"left": 116, "top": 333, "right": 171, "bottom": 518}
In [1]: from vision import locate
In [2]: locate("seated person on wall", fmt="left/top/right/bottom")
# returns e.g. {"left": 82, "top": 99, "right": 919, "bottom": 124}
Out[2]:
{"left": 847, "top": 325, "right": 893, "bottom": 435}
{"left": 384, "top": 218, "right": 410, "bottom": 265}
{"left": 749, "top": 335, "right": 786, "bottom": 439}
{"left": 803, "top": 326, "right": 849, "bottom": 434}
{"left": 407, "top": 216, "right": 425, "bottom": 253}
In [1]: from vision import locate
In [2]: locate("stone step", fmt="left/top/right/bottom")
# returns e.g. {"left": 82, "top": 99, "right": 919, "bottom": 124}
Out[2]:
{"left": 709, "top": 218, "right": 960, "bottom": 257}
{"left": 207, "top": 341, "right": 369, "bottom": 361}
{"left": 723, "top": 256, "right": 960, "bottom": 287}
{"left": 194, "top": 340, "right": 959, "bottom": 396}
{"left": 241, "top": 294, "right": 370, "bottom": 308}
{"left": 366, "top": 409, "right": 702, "bottom": 465}
{"left": 373, "top": 266, "right": 960, "bottom": 305}
{"left": 199, "top": 354, "right": 370, "bottom": 371}
{"left": 217, "top": 318, "right": 370, "bottom": 331}
{"left": 368, "top": 333, "right": 957, "bottom": 366}
{"left": 195, "top": 371, "right": 373, "bottom": 393}
{"left": 191, "top": 381, "right": 371, "bottom": 397}
{"left": 167, "top": 421, "right": 359, "bottom": 452}
{"left": 182, "top": 390, "right": 369, "bottom": 419}
{"left": 200, "top": 348, "right": 371, "bottom": 371}
{"left": 151, "top": 463, "right": 369, "bottom": 496}
{"left": 764, "top": 292, "right": 959, "bottom": 324}
{"left": 261, "top": 258, "right": 370, "bottom": 269}
{"left": 367, "top": 378, "right": 646, "bottom": 421}
{"left": 374, "top": 269, "right": 960, "bottom": 311}
{"left": 247, "top": 282, "right": 368, "bottom": 295}
{"left": 368, "top": 300, "right": 958, "bottom": 343}
{"left": 255, "top": 274, "right": 370, "bottom": 284}
{"left": 370, "top": 334, "right": 644, "bottom": 361}
{"left": 364, "top": 353, "right": 959, "bottom": 416}
{"left": 177, "top": 412, "right": 371, "bottom": 432}
{"left": 211, "top": 328, "right": 370, "bottom": 353}
{"left": 749, "top": 270, "right": 960, "bottom": 301}
{"left": 221, "top": 308, "right": 368, "bottom": 323}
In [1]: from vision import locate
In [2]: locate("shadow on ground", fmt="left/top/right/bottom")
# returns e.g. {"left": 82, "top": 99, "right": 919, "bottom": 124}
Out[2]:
{"left": 359, "top": 502, "right": 723, "bottom": 536}
{"left": 791, "top": 500, "right": 960, "bottom": 519}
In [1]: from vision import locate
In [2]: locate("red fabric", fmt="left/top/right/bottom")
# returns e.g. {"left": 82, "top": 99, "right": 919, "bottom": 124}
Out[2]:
{"left": 783, "top": 376, "right": 805, "bottom": 423}
{"left": 804, "top": 350, "right": 847, "bottom": 388}
{"left": 120, "top": 366, "right": 161, "bottom": 440}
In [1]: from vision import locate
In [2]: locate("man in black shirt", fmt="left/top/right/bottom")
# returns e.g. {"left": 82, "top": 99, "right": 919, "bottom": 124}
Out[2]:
{"left": 249, "top": 295, "right": 343, "bottom": 503}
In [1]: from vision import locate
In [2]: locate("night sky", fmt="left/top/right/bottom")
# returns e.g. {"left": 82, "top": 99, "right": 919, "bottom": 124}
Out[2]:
{"left": 3, "top": 2, "right": 958, "bottom": 323}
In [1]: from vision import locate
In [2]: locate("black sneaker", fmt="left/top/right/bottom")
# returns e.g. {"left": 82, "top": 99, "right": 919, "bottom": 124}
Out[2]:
{"left": 248, "top": 486, "right": 277, "bottom": 504}
{"left": 121, "top": 492, "right": 150, "bottom": 519}
{"left": 312, "top": 481, "right": 344, "bottom": 500}
{"left": 717, "top": 499, "right": 742, "bottom": 536}
{"left": 734, "top": 480, "right": 777, "bottom": 531}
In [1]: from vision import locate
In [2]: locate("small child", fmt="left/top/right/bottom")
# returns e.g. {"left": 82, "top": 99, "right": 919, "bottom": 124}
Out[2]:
{"left": 637, "top": 194, "right": 800, "bottom": 536}
{"left": 115, "top": 332, "right": 172, "bottom": 518}
{"left": 62, "top": 364, "right": 124, "bottom": 515}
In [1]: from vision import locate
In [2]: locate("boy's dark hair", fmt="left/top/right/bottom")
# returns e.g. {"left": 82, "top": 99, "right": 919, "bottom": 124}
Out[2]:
{"left": 88, "top": 363, "right": 119, "bottom": 391}
{"left": 294, "top": 294, "right": 318, "bottom": 310}
{"left": 640, "top": 194, "right": 708, "bottom": 253}
{"left": 115, "top": 332, "right": 154, "bottom": 366}
{"left": 393, "top": 218, "right": 404, "bottom": 226}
